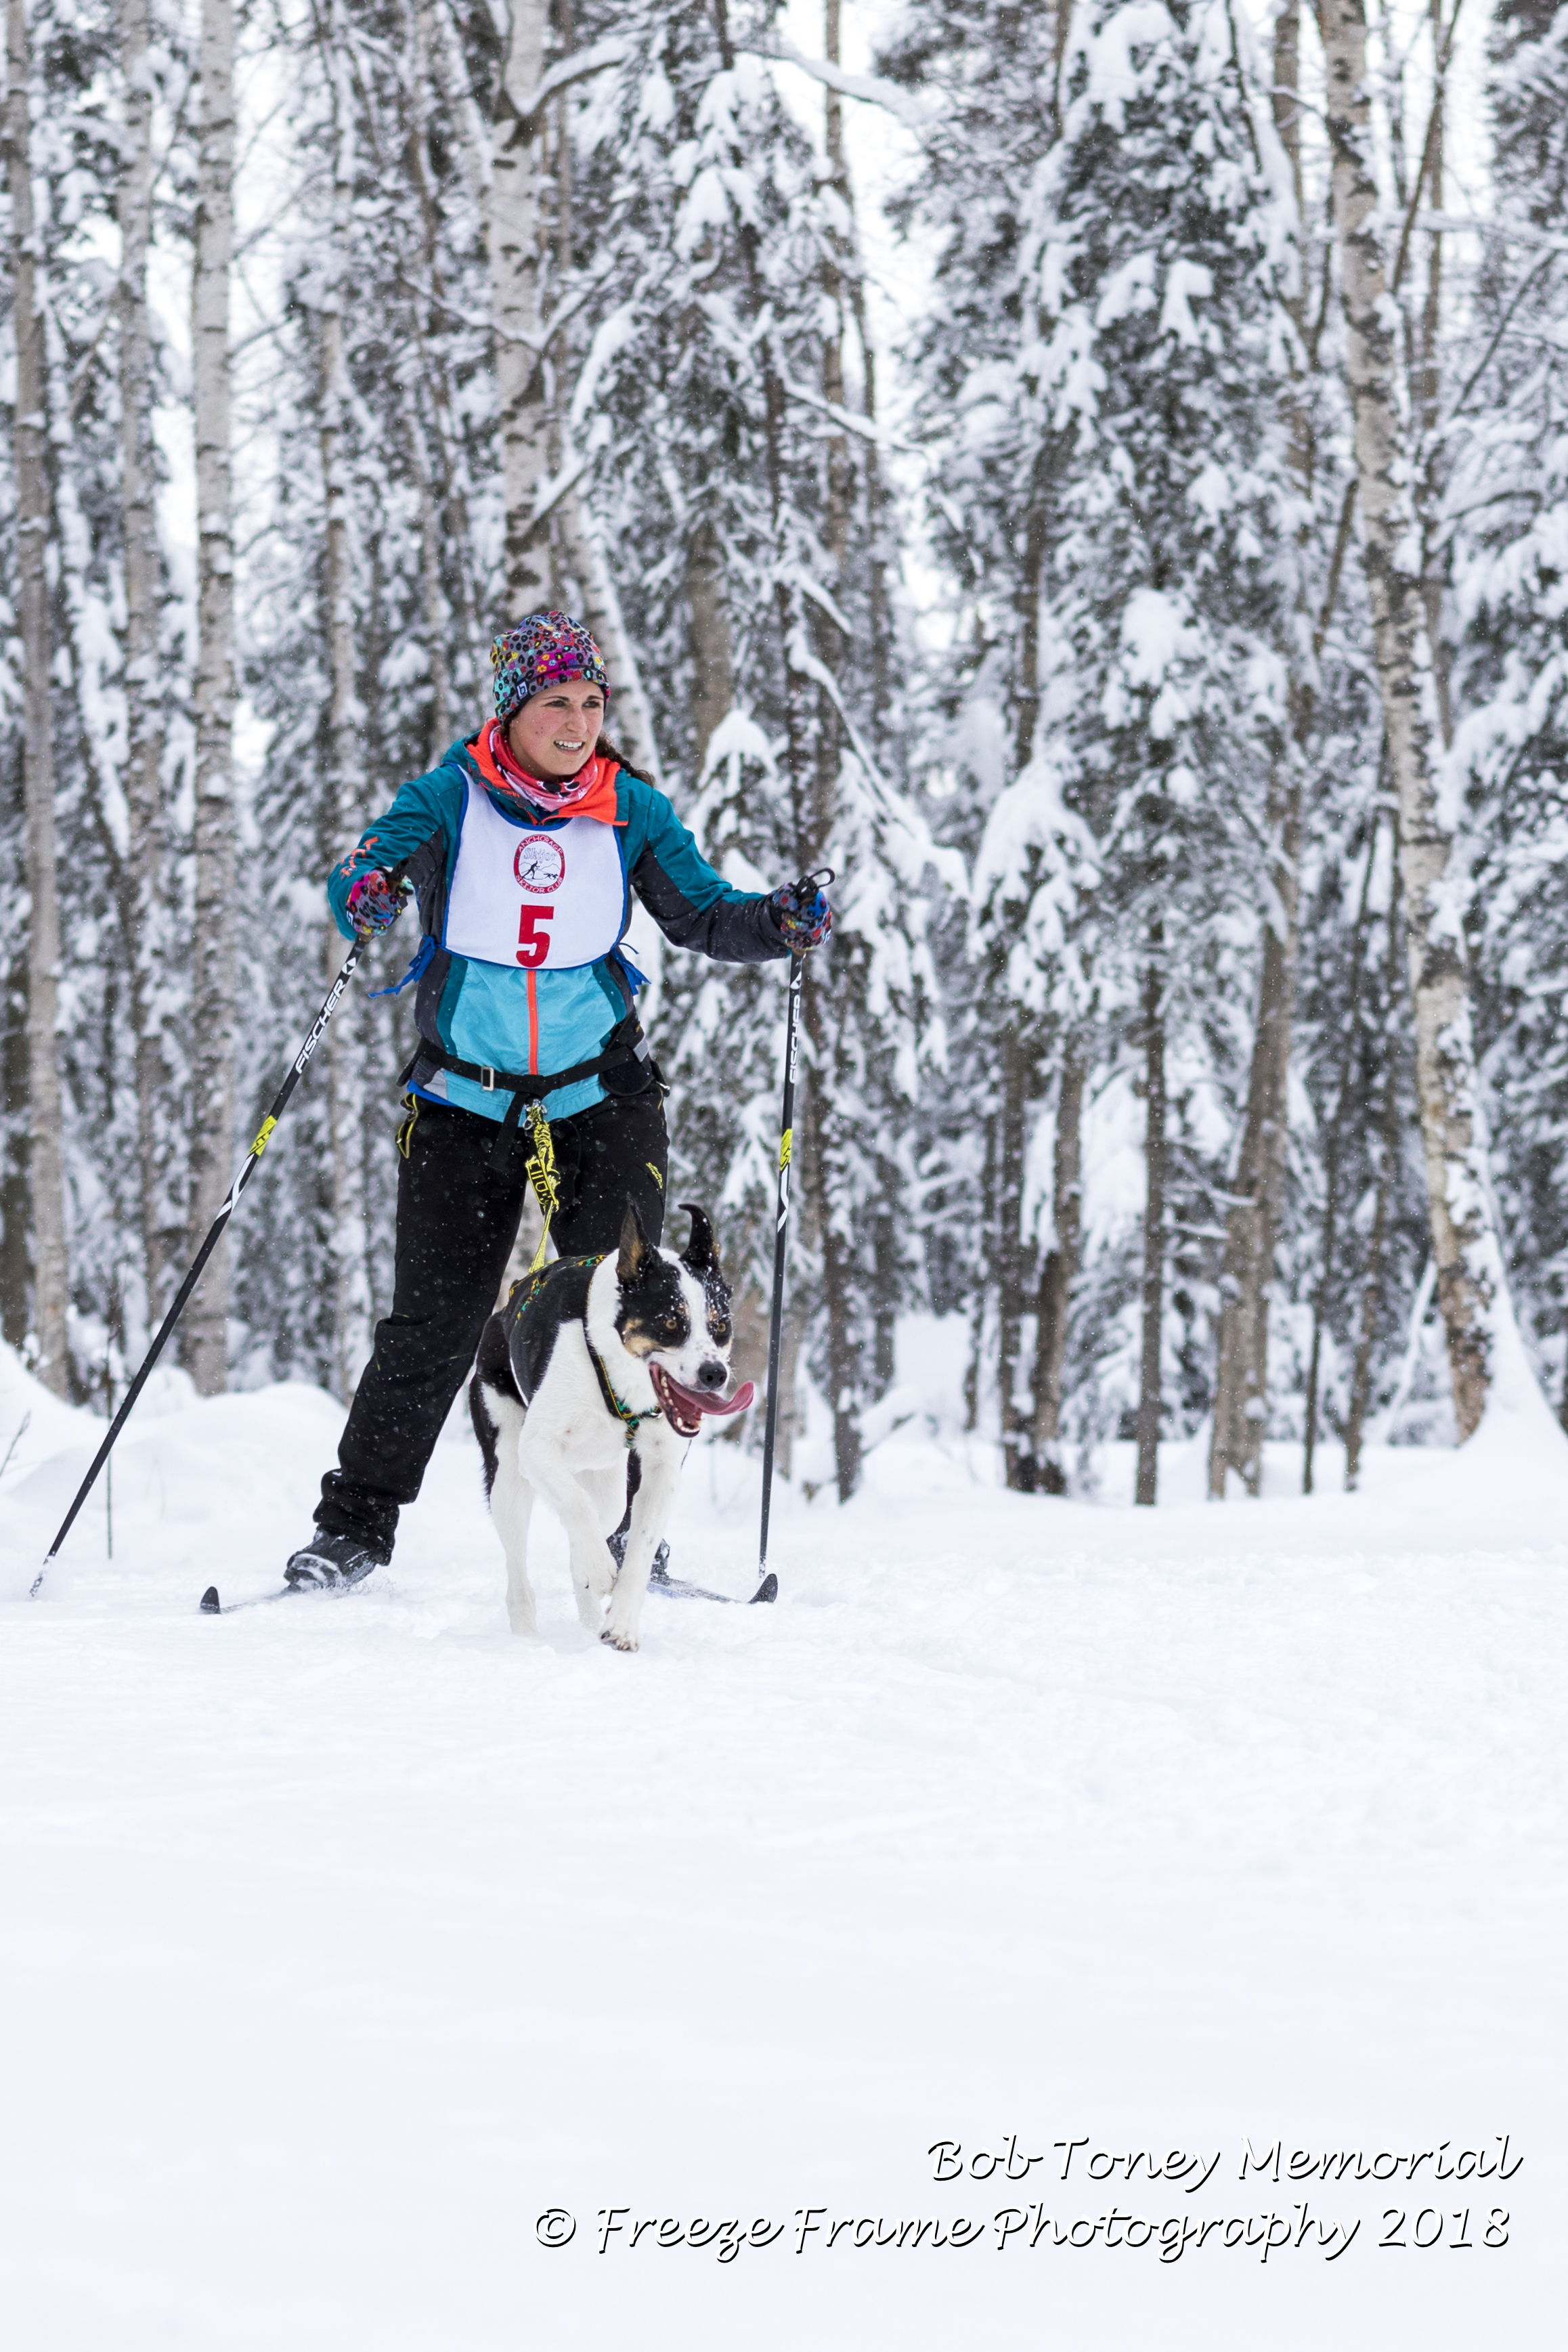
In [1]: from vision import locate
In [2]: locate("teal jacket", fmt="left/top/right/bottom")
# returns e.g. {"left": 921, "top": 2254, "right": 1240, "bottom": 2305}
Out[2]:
{"left": 330, "top": 738, "right": 787, "bottom": 1124}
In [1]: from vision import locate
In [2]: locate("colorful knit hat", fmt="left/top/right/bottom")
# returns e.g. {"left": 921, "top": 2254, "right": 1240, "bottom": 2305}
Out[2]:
{"left": 490, "top": 611, "right": 609, "bottom": 722}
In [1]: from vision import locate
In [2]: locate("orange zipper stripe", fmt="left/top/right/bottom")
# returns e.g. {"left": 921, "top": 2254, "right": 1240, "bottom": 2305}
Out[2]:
{"left": 526, "top": 969, "right": 538, "bottom": 1074}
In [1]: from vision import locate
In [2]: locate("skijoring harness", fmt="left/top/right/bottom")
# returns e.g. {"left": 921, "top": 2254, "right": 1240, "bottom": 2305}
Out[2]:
{"left": 399, "top": 1008, "right": 655, "bottom": 1160}
{"left": 401, "top": 1010, "right": 658, "bottom": 1273}
{"left": 501, "top": 1252, "right": 668, "bottom": 1445}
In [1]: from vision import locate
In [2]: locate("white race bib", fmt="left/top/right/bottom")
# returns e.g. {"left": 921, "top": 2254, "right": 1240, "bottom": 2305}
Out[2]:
{"left": 443, "top": 778, "right": 626, "bottom": 971}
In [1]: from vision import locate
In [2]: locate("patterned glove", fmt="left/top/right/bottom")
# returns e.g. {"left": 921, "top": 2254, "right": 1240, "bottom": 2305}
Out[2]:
{"left": 769, "top": 880, "right": 833, "bottom": 951}
{"left": 346, "top": 867, "right": 406, "bottom": 939}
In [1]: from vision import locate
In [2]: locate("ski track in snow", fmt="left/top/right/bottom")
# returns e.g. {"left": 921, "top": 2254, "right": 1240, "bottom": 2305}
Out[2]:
{"left": 0, "top": 1345, "right": 1563, "bottom": 2347}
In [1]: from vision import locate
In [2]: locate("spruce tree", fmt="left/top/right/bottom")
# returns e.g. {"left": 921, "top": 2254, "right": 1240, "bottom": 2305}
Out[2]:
{"left": 896, "top": 0, "right": 1296, "bottom": 1489}
{"left": 879, "top": 0, "right": 1062, "bottom": 1485}
{"left": 1450, "top": 1, "right": 1568, "bottom": 1406}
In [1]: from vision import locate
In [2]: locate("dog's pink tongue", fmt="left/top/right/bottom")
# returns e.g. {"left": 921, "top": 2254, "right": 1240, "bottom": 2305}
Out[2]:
{"left": 697, "top": 1378, "right": 754, "bottom": 1418}
{"left": 654, "top": 1369, "right": 756, "bottom": 1420}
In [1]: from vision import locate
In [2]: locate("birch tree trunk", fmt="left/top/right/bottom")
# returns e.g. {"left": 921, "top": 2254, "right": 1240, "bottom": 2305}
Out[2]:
{"left": 488, "top": 3, "right": 658, "bottom": 767}
{"left": 318, "top": 16, "right": 368, "bottom": 1404}
{"left": 406, "top": 0, "right": 452, "bottom": 758}
{"left": 1, "top": 975, "right": 28, "bottom": 1345}
{"left": 1416, "top": 0, "right": 1454, "bottom": 749}
{"left": 1301, "top": 812, "right": 1378, "bottom": 1491}
{"left": 1135, "top": 951, "right": 1166, "bottom": 1506}
{"left": 184, "top": 0, "right": 236, "bottom": 1396}
{"left": 545, "top": 8, "right": 573, "bottom": 604}
{"left": 1208, "top": 0, "right": 1307, "bottom": 1498}
{"left": 1320, "top": 0, "right": 1498, "bottom": 1441}
{"left": 490, "top": 0, "right": 550, "bottom": 615}
{"left": 118, "top": 0, "right": 167, "bottom": 1332}
{"left": 5, "top": 0, "right": 70, "bottom": 1396}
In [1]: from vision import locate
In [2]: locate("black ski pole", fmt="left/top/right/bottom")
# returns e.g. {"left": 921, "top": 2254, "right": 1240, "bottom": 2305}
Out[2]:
{"left": 756, "top": 867, "right": 834, "bottom": 1598}
{"left": 30, "top": 885, "right": 404, "bottom": 1599}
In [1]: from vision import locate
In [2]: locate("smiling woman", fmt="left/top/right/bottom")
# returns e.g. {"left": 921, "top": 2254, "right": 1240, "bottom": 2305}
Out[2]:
{"left": 506, "top": 677, "right": 611, "bottom": 781}
{"left": 277, "top": 610, "right": 833, "bottom": 1599}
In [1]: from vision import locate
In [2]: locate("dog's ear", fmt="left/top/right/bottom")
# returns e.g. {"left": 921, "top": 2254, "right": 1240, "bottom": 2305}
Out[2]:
{"left": 617, "top": 1199, "right": 653, "bottom": 1284}
{"left": 678, "top": 1203, "right": 718, "bottom": 1277}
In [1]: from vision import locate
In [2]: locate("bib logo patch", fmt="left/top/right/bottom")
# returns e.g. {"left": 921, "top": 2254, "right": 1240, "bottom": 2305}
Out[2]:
{"left": 514, "top": 835, "right": 566, "bottom": 894}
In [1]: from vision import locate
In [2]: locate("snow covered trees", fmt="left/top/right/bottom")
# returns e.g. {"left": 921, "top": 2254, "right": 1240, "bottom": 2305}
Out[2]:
{"left": 881, "top": 0, "right": 1071, "bottom": 1489}
{"left": 3, "top": 0, "right": 1567, "bottom": 1496}
{"left": 1451, "top": 1, "right": 1568, "bottom": 1414}
{"left": 1208, "top": 0, "right": 1310, "bottom": 1503}
{"left": 233, "top": 0, "right": 492, "bottom": 1393}
{"left": 186, "top": 0, "right": 237, "bottom": 1398}
{"left": 116, "top": 0, "right": 169, "bottom": 1330}
{"left": 1320, "top": 0, "right": 1508, "bottom": 1441}
{"left": 1028, "top": 0, "right": 1298, "bottom": 1500}
{"left": 893, "top": 0, "right": 1297, "bottom": 1495}
{"left": 3, "top": 0, "right": 68, "bottom": 1397}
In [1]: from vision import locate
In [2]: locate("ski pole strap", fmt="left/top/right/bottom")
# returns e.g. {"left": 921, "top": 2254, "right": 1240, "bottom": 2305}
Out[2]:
{"left": 523, "top": 1103, "right": 559, "bottom": 1274}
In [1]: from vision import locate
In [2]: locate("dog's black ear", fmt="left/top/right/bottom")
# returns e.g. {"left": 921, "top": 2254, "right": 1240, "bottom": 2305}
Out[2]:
{"left": 679, "top": 1202, "right": 718, "bottom": 1276}
{"left": 617, "top": 1199, "right": 653, "bottom": 1284}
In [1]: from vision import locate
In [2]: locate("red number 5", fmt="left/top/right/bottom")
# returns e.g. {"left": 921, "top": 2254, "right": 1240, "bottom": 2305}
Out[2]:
{"left": 517, "top": 905, "right": 555, "bottom": 967}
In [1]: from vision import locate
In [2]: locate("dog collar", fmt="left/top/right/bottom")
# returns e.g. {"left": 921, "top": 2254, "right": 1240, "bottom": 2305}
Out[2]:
{"left": 585, "top": 1336, "right": 664, "bottom": 1450}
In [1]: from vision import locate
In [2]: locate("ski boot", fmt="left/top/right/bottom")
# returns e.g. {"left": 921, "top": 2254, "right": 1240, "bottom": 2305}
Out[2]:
{"left": 283, "top": 1527, "right": 386, "bottom": 1591}
{"left": 607, "top": 1525, "right": 672, "bottom": 1585}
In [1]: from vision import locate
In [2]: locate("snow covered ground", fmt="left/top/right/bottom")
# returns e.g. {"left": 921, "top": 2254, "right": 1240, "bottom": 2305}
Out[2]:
{"left": 1, "top": 1328, "right": 1564, "bottom": 2349}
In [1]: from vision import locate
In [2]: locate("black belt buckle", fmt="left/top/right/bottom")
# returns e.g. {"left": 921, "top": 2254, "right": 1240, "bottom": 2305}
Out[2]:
{"left": 480, "top": 1066, "right": 496, "bottom": 1091}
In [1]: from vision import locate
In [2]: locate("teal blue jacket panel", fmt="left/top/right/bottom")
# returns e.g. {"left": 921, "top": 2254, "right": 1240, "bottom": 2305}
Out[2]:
{"left": 328, "top": 740, "right": 787, "bottom": 1123}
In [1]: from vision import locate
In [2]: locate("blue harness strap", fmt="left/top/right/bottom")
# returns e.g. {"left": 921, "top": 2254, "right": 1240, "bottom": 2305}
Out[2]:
{"left": 368, "top": 933, "right": 435, "bottom": 999}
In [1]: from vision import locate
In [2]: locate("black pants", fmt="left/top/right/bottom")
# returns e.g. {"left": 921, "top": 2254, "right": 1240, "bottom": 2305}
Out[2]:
{"left": 317, "top": 1087, "right": 668, "bottom": 1556}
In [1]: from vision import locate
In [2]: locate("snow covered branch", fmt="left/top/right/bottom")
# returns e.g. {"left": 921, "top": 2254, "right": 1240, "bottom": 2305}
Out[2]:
{"left": 742, "top": 41, "right": 932, "bottom": 135}
{"left": 503, "top": 36, "right": 627, "bottom": 130}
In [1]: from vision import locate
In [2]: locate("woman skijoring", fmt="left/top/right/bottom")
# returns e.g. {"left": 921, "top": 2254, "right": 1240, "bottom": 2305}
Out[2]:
{"left": 285, "top": 611, "right": 832, "bottom": 1590}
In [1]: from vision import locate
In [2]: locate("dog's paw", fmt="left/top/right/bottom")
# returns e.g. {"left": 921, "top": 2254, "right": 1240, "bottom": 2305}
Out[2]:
{"left": 601, "top": 1625, "right": 640, "bottom": 1652}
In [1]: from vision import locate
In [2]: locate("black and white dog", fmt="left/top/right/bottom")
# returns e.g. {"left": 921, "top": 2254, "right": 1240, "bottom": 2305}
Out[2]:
{"left": 469, "top": 1202, "right": 753, "bottom": 1649}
